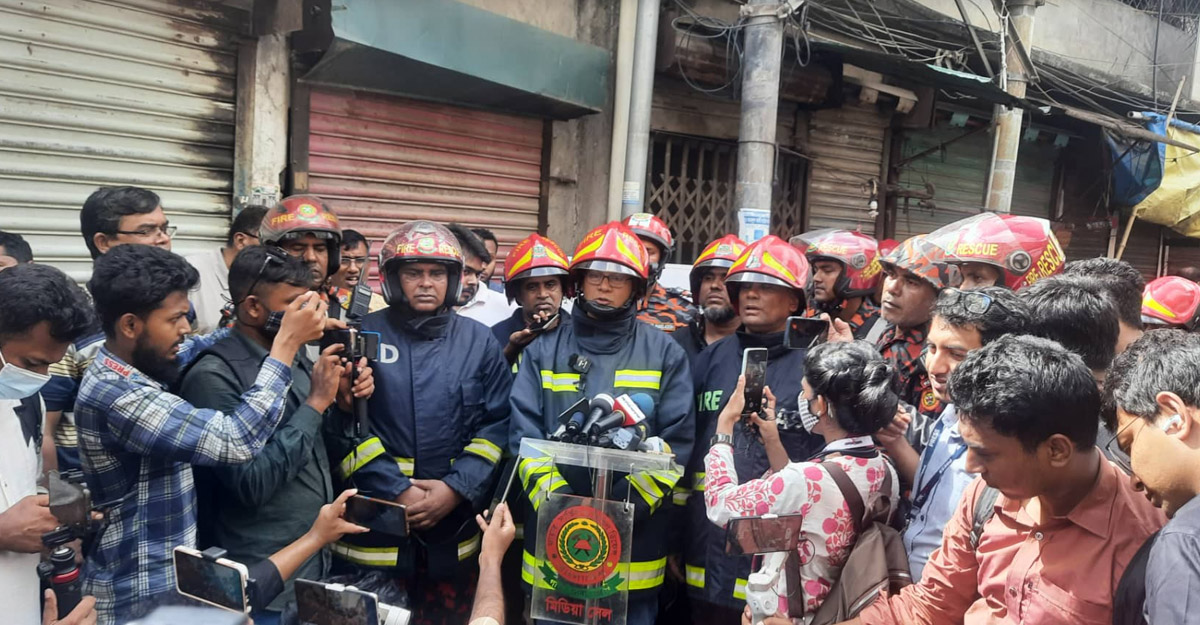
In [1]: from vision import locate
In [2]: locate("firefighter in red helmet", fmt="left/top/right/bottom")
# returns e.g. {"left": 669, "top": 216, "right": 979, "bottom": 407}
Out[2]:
{"left": 674, "top": 235, "right": 747, "bottom": 360}
{"left": 491, "top": 233, "right": 573, "bottom": 364}
{"left": 259, "top": 194, "right": 343, "bottom": 288}
{"left": 1143, "top": 276, "right": 1200, "bottom": 330}
{"left": 623, "top": 212, "right": 698, "bottom": 333}
{"left": 791, "top": 229, "right": 884, "bottom": 339}
{"left": 928, "top": 213, "right": 1065, "bottom": 290}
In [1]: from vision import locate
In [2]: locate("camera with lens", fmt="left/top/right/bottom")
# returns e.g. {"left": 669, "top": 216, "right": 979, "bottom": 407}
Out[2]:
{"left": 38, "top": 469, "right": 103, "bottom": 619}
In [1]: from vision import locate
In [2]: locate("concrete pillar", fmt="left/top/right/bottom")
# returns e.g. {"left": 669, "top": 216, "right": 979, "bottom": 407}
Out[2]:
{"left": 985, "top": 0, "right": 1039, "bottom": 213}
{"left": 734, "top": 0, "right": 785, "bottom": 216}
{"left": 233, "top": 33, "right": 290, "bottom": 211}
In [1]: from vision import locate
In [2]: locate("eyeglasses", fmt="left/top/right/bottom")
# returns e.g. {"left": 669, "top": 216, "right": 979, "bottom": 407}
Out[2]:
{"left": 1105, "top": 415, "right": 1181, "bottom": 475}
{"left": 583, "top": 272, "right": 633, "bottom": 287}
{"left": 341, "top": 256, "right": 369, "bottom": 268}
{"left": 115, "top": 224, "right": 177, "bottom": 238}
{"left": 937, "top": 287, "right": 1009, "bottom": 315}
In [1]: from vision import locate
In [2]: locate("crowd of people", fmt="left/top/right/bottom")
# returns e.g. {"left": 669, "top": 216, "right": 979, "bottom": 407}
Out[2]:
{"left": 3, "top": 186, "right": 1200, "bottom": 625}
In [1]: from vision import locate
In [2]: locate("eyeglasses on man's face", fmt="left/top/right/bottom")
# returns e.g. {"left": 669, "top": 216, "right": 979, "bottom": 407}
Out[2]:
{"left": 116, "top": 224, "right": 176, "bottom": 239}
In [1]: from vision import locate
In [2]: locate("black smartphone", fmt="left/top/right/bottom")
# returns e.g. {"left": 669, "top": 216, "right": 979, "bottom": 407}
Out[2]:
{"left": 528, "top": 313, "right": 560, "bottom": 334}
{"left": 724, "top": 513, "right": 806, "bottom": 555}
{"left": 741, "top": 347, "right": 768, "bottom": 415}
{"left": 344, "top": 495, "right": 408, "bottom": 538}
{"left": 486, "top": 458, "right": 521, "bottom": 521}
{"left": 783, "top": 316, "right": 830, "bottom": 349}
{"left": 172, "top": 547, "right": 250, "bottom": 614}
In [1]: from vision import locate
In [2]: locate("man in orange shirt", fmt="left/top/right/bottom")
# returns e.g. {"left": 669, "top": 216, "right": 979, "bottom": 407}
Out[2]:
{"left": 841, "top": 334, "right": 1164, "bottom": 625}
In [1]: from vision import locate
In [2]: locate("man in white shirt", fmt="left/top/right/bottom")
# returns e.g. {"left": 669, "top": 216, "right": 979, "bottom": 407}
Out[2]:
{"left": 186, "top": 206, "right": 268, "bottom": 333}
{"left": 0, "top": 264, "right": 98, "bottom": 624}
{"left": 448, "top": 224, "right": 514, "bottom": 327}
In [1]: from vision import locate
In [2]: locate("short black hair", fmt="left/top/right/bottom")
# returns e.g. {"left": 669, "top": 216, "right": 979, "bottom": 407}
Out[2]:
{"left": 80, "top": 186, "right": 162, "bottom": 259}
{"left": 1103, "top": 329, "right": 1200, "bottom": 430}
{"left": 228, "top": 246, "right": 312, "bottom": 305}
{"left": 88, "top": 244, "right": 198, "bottom": 338}
{"left": 1063, "top": 258, "right": 1145, "bottom": 330}
{"left": 933, "top": 286, "right": 1030, "bottom": 345}
{"left": 804, "top": 340, "right": 900, "bottom": 436}
{"left": 227, "top": 205, "right": 269, "bottom": 246}
{"left": 448, "top": 223, "right": 492, "bottom": 264}
{"left": 0, "top": 264, "right": 94, "bottom": 344}
{"left": 472, "top": 228, "right": 498, "bottom": 247}
{"left": 341, "top": 229, "right": 369, "bottom": 252}
{"left": 950, "top": 334, "right": 1101, "bottom": 451}
{"left": 1021, "top": 275, "right": 1119, "bottom": 371}
{"left": 0, "top": 231, "right": 33, "bottom": 263}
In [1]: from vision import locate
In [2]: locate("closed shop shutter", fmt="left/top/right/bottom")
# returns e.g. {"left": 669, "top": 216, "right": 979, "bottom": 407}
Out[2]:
{"left": 807, "top": 101, "right": 889, "bottom": 235}
{"left": 299, "top": 87, "right": 546, "bottom": 286}
{"left": 0, "top": 0, "right": 242, "bottom": 281}
{"left": 894, "top": 117, "right": 1058, "bottom": 240}
{"left": 1058, "top": 222, "right": 1112, "bottom": 262}
{"left": 1122, "top": 220, "right": 1164, "bottom": 281}
{"left": 1166, "top": 236, "right": 1200, "bottom": 275}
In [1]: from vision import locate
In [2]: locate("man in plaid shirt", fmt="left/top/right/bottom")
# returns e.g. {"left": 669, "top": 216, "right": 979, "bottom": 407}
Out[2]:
{"left": 75, "top": 245, "right": 336, "bottom": 624}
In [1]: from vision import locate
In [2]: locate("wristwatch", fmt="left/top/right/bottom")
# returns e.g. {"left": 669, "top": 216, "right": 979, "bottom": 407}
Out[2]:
{"left": 710, "top": 432, "right": 734, "bottom": 448}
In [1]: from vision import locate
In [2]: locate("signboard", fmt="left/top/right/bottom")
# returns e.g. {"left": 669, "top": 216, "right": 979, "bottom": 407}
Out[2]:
{"left": 531, "top": 495, "right": 635, "bottom": 625}
{"left": 738, "top": 208, "right": 771, "bottom": 243}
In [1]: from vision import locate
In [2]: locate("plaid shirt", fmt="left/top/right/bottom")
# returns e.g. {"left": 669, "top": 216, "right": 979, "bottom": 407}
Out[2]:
{"left": 637, "top": 283, "right": 696, "bottom": 334}
{"left": 877, "top": 322, "right": 943, "bottom": 420}
{"left": 76, "top": 329, "right": 293, "bottom": 625}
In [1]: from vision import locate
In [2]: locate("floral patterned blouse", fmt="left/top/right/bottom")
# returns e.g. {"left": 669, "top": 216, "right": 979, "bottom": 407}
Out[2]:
{"left": 705, "top": 439, "right": 899, "bottom": 624}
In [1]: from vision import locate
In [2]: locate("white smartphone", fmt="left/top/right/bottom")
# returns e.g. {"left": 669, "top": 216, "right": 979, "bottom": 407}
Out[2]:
{"left": 172, "top": 546, "right": 250, "bottom": 614}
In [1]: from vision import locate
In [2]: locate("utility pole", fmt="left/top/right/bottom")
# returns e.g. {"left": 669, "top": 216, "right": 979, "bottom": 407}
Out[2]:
{"left": 985, "top": 0, "right": 1041, "bottom": 213}
{"left": 620, "top": 0, "right": 661, "bottom": 218}
{"left": 734, "top": 0, "right": 786, "bottom": 228}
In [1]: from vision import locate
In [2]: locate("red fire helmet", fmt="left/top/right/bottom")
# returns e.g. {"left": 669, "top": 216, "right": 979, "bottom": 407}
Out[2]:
{"left": 877, "top": 239, "right": 900, "bottom": 257}
{"left": 504, "top": 233, "right": 572, "bottom": 302}
{"left": 928, "top": 213, "right": 1065, "bottom": 290}
{"left": 725, "top": 235, "right": 811, "bottom": 313}
{"left": 377, "top": 220, "right": 464, "bottom": 308}
{"left": 790, "top": 229, "right": 883, "bottom": 298}
{"left": 259, "top": 194, "right": 343, "bottom": 278}
{"left": 689, "top": 234, "right": 747, "bottom": 297}
{"left": 569, "top": 222, "right": 650, "bottom": 281}
{"left": 1143, "top": 275, "right": 1200, "bottom": 330}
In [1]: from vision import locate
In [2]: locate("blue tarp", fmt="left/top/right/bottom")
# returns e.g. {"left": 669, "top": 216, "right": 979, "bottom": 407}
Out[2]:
{"left": 1108, "top": 113, "right": 1200, "bottom": 207}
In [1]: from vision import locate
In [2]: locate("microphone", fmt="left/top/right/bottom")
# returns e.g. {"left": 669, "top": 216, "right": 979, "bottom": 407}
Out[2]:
{"left": 549, "top": 397, "right": 589, "bottom": 441}
{"left": 578, "top": 393, "right": 615, "bottom": 441}
{"left": 608, "top": 422, "right": 649, "bottom": 450}
{"left": 588, "top": 393, "right": 656, "bottom": 444}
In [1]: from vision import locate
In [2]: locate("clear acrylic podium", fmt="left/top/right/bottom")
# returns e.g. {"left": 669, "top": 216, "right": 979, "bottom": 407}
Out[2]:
{"left": 519, "top": 437, "right": 679, "bottom": 625}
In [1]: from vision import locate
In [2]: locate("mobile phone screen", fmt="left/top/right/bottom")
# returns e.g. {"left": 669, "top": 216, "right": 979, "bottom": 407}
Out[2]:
{"left": 529, "top": 313, "right": 560, "bottom": 333}
{"left": 725, "top": 513, "right": 805, "bottom": 555}
{"left": 173, "top": 548, "right": 248, "bottom": 613}
{"left": 783, "top": 316, "right": 830, "bottom": 349}
{"left": 345, "top": 495, "right": 408, "bottom": 538}
{"left": 296, "top": 580, "right": 380, "bottom": 625}
{"left": 741, "top": 347, "right": 769, "bottom": 415}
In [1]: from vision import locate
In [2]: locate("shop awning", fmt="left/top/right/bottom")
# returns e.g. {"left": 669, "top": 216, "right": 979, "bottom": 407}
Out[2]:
{"left": 298, "top": 0, "right": 609, "bottom": 120}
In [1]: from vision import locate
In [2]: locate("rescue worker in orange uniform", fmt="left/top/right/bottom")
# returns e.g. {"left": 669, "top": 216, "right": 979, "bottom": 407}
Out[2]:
{"left": 623, "top": 213, "right": 697, "bottom": 333}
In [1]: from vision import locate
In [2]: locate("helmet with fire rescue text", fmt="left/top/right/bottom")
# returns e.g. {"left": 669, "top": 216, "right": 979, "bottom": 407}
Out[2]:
{"left": 1142, "top": 275, "right": 1200, "bottom": 330}
{"left": 928, "top": 213, "right": 1065, "bottom": 290}
{"left": 689, "top": 235, "right": 748, "bottom": 298}
{"left": 621, "top": 212, "right": 674, "bottom": 284}
{"left": 569, "top": 222, "right": 651, "bottom": 318}
{"left": 724, "top": 235, "right": 811, "bottom": 315}
{"left": 378, "top": 220, "right": 464, "bottom": 309}
{"left": 504, "top": 233, "right": 572, "bottom": 303}
{"left": 259, "top": 194, "right": 343, "bottom": 279}
{"left": 790, "top": 229, "right": 883, "bottom": 300}
{"left": 878, "top": 234, "right": 960, "bottom": 291}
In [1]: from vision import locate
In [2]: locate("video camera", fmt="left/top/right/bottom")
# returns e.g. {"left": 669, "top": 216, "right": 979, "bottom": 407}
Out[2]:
{"left": 39, "top": 469, "right": 103, "bottom": 619}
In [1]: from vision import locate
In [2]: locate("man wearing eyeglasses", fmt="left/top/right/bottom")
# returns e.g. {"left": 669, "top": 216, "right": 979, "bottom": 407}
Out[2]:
{"left": 877, "top": 286, "right": 1031, "bottom": 582}
{"left": 331, "top": 229, "right": 387, "bottom": 313}
{"left": 449, "top": 223, "right": 514, "bottom": 327}
{"left": 185, "top": 205, "right": 269, "bottom": 334}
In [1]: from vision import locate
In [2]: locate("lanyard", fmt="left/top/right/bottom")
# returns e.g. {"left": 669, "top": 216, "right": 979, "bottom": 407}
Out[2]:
{"left": 909, "top": 419, "right": 967, "bottom": 512}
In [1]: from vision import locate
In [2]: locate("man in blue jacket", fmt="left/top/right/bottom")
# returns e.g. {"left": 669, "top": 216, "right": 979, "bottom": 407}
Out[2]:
{"left": 328, "top": 220, "right": 511, "bottom": 625}
{"left": 509, "top": 221, "right": 695, "bottom": 625}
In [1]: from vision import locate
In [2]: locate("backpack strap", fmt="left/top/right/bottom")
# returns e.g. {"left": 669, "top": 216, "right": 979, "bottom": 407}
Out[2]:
{"left": 970, "top": 486, "right": 1000, "bottom": 550}
{"left": 823, "top": 462, "right": 867, "bottom": 533}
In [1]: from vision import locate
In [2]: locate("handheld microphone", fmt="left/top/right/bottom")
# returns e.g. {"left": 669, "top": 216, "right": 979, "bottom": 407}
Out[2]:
{"left": 608, "top": 423, "right": 649, "bottom": 450}
{"left": 550, "top": 397, "right": 589, "bottom": 441}
{"left": 588, "top": 393, "right": 656, "bottom": 444}
{"left": 579, "top": 393, "right": 615, "bottom": 440}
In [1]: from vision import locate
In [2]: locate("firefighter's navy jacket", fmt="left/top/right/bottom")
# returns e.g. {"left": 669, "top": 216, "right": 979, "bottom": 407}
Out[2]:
{"left": 683, "top": 330, "right": 823, "bottom": 609}
{"left": 326, "top": 307, "right": 512, "bottom": 579}
{"left": 508, "top": 304, "right": 695, "bottom": 598}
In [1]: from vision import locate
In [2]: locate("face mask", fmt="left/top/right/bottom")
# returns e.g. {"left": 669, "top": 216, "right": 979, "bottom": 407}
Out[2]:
{"left": 797, "top": 395, "right": 821, "bottom": 433}
{"left": 0, "top": 351, "right": 51, "bottom": 400}
{"left": 263, "top": 310, "right": 286, "bottom": 335}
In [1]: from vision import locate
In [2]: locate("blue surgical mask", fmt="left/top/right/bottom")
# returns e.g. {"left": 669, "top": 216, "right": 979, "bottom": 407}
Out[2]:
{"left": 263, "top": 310, "right": 286, "bottom": 335}
{"left": 0, "top": 351, "right": 51, "bottom": 400}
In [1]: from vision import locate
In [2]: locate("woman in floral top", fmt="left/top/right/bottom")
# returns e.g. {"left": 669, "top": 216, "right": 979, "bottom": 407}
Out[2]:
{"left": 705, "top": 341, "right": 901, "bottom": 624}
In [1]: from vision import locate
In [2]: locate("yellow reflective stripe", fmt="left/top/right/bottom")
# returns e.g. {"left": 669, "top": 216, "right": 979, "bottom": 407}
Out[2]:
{"left": 672, "top": 486, "right": 690, "bottom": 506}
{"left": 522, "top": 551, "right": 665, "bottom": 591}
{"left": 733, "top": 577, "right": 748, "bottom": 600}
{"left": 339, "top": 437, "right": 385, "bottom": 478}
{"left": 694, "top": 471, "right": 707, "bottom": 491}
{"left": 395, "top": 456, "right": 414, "bottom": 476}
{"left": 685, "top": 564, "right": 706, "bottom": 589}
{"left": 530, "top": 472, "right": 569, "bottom": 511}
{"left": 458, "top": 533, "right": 481, "bottom": 560}
{"left": 331, "top": 541, "right": 398, "bottom": 567}
{"left": 519, "top": 456, "right": 554, "bottom": 488}
{"left": 540, "top": 370, "right": 581, "bottom": 392}
{"left": 629, "top": 474, "right": 664, "bottom": 512}
{"left": 613, "top": 369, "right": 662, "bottom": 390}
{"left": 647, "top": 467, "right": 684, "bottom": 489}
{"left": 463, "top": 438, "right": 502, "bottom": 464}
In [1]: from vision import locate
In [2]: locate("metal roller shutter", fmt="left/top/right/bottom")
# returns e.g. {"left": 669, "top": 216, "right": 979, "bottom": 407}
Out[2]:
{"left": 806, "top": 101, "right": 889, "bottom": 235}
{"left": 1122, "top": 220, "right": 1164, "bottom": 281}
{"left": 0, "top": 0, "right": 242, "bottom": 281}
{"left": 300, "top": 87, "right": 546, "bottom": 286}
